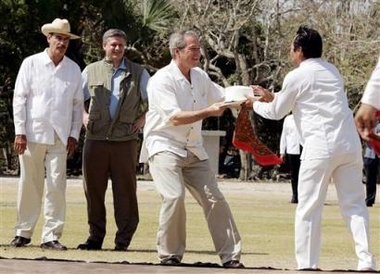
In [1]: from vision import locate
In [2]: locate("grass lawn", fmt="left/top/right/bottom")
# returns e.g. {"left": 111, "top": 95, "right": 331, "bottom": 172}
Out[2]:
{"left": 0, "top": 177, "right": 379, "bottom": 271}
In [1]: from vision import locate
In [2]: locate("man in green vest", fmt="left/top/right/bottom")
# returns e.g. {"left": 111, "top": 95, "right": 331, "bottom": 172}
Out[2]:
{"left": 78, "top": 29, "right": 150, "bottom": 251}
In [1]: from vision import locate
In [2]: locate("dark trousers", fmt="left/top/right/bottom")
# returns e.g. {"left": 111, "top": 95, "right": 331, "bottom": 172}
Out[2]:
{"left": 82, "top": 139, "right": 139, "bottom": 247}
{"left": 287, "top": 153, "right": 301, "bottom": 200}
{"left": 364, "top": 157, "right": 378, "bottom": 206}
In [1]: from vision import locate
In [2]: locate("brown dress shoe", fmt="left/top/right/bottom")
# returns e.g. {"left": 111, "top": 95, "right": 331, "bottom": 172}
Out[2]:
{"left": 223, "top": 260, "right": 245, "bottom": 268}
{"left": 10, "top": 236, "right": 31, "bottom": 247}
{"left": 40, "top": 240, "right": 67, "bottom": 251}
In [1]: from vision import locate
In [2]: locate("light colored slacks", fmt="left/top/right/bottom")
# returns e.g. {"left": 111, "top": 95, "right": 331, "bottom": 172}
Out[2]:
{"left": 295, "top": 151, "right": 376, "bottom": 270}
{"left": 15, "top": 135, "right": 67, "bottom": 244}
{"left": 148, "top": 151, "right": 242, "bottom": 264}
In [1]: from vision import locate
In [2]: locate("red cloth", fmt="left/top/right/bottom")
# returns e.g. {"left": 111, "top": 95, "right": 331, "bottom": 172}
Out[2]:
{"left": 232, "top": 108, "right": 282, "bottom": 166}
{"left": 369, "top": 133, "right": 380, "bottom": 156}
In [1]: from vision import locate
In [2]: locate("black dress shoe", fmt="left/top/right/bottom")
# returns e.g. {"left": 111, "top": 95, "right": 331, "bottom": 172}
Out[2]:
{"left": 10, "top": 236, "right": 31, "bottom": 247}
{"left": 77, "top": 240, "right": 102, "bottom": 250}
{"left": 114, "top": 243, "right": 128, "bottom": 251}
{"left": 40, "top": 240, "right": 67, "bottom": 250}
{"left": 366, "top": 202, "right": 374, "bottom": 207}
{"left": 223, "top": 260, "right": 245, "bottom": 268}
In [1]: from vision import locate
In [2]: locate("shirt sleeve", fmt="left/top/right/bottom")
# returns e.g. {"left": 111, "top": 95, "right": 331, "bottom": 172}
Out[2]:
{"left": 139, "top": 69, "right": 150, "bottom": 102}
{"left": 362, "top": 57, "right": 380, "bottom": 110}
{"left": 13, "top": 59, "right": 30, "bottom": 135}
{"left": 253, "top": 71, "right": 298, "bottom": 120}
{"left": 70, "top": 68, "right": 84, "bottom": 140}
{"left": 82, "top": 66, "right": 90, "bottom": 101}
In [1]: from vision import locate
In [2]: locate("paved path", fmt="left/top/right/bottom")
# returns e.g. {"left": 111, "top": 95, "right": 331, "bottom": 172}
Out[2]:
{"left": 2, "top": 257, "right": 377, "bottom": 274}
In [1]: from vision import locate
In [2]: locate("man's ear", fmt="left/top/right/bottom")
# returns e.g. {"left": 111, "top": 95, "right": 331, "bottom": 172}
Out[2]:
{"left": 299, "top": 48, "right": 305, "bottom": 59}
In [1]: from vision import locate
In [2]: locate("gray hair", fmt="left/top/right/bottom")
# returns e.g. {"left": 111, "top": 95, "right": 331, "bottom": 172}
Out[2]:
{"left": 169, "top": 30, "right": 199, "bottom": 58}
{"left": 102, "top": 29, "right": 127, "bottom": 44}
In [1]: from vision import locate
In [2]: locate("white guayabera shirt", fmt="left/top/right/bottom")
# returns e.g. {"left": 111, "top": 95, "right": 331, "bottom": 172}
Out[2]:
{"left": 253, "top": 58, "right": 361, "bottom": 161}
{"left": 140, "top": 60, "right": 224, "bottom": 163}
{"left": 13, "top": 49, "right": 84, "bottom": 146}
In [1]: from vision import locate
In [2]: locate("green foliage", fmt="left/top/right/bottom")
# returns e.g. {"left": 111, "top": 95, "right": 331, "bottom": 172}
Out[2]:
{"left": 142, "top": 0, "right": 176, "bottom": 32}
{"left": 1, "top": 0, "right": 380, "bottom": 175}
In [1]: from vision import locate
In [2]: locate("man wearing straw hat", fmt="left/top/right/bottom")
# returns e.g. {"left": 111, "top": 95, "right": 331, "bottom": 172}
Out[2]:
{"left": 11, "top": 18, "right": 83, "bottom": 250}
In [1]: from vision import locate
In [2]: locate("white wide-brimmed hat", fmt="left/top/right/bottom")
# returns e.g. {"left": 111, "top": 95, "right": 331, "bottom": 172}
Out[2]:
{"left": 41, "top": 18, "right": 80, "bottom": 39}
{"left": 224, "top": 85, "right": 255, "bottom": 102}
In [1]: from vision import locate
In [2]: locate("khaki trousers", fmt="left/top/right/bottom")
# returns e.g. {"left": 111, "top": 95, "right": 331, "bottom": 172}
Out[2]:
{"left": 295, "top": 151, "right": 376, "bottom": 270}
{"left": 149, "top": 151, "right": 242, "bottom": 264}
{"left": 82, "top": 139, "right": 139, "bottom": 247}
{"left": 16, "top": 135, "right": 67, "bottom": 243}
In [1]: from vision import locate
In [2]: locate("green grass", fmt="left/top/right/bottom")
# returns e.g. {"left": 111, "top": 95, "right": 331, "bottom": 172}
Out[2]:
{"left": 0, "top": 177, "right": 379, "bottom": 270}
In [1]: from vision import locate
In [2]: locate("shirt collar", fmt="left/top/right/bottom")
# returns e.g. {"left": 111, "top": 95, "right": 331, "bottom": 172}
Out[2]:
{"left": 42, "top": 48, "right": 66, "bottom": 66}
{"left": 299, "top": 57, "right": 322, "bottom": 67}
{"left": 168, "top": 60, "right": 186, "bottom": 81}
{"left": 117, "top": 59, "right": 127, "bottom": 70}
{"left": 168, "top": 59, "right": 199, "bottom": 83}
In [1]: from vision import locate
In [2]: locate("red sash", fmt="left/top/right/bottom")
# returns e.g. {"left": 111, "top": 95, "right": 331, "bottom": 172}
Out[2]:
{"left": 232, "top": 108, "right": 282, "bottom": 166}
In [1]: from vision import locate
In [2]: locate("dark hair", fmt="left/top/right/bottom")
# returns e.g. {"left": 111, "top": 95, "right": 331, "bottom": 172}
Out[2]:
{"left": 293, "top": 26, "right": 322, "bottom": 59}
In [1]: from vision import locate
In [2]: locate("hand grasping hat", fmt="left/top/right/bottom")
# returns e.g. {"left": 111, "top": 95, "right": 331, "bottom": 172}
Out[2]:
{"left": 41, "top": 18, "right": 80, "bottom": 39}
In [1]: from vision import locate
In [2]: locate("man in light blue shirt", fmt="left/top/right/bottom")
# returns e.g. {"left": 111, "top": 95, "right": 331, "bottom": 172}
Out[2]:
{"left": 78, "top": 29, "right": 150, "bottom": 252}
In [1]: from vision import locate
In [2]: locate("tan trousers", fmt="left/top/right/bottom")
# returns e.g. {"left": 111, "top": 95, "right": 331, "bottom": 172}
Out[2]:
{"left": 295, "top": 151, "right": 376, "bottom": 270}
{"left": 148, "top": 151, "right": 242, "bottom": 264}
{"left": 16, "top": 135, "right": 67, "bottom": 243}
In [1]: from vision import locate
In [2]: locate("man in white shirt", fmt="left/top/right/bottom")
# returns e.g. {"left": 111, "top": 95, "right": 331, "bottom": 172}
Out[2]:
{"left": 245, "top": 26, "right": 376, "bottom": 271}
{"left": 140, "top": 30, "right": 243, "bottom": 268}
{"left": 355, "top": 58, "right": 380, "bottom": 140}
{"left": 12, "top": 18, "right": 83, "bottom": 250}
{"left": 279, "top": 114, "right": 302, "bottom": 203}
